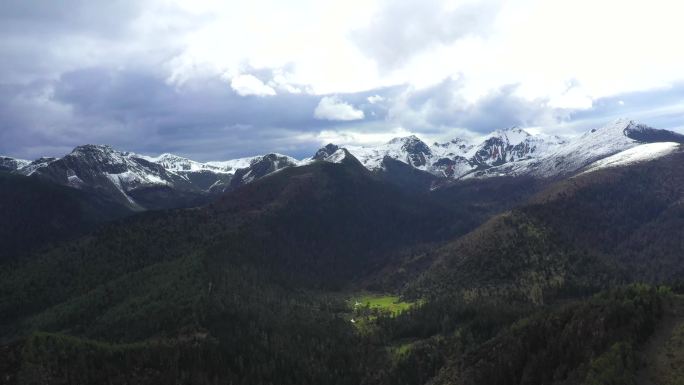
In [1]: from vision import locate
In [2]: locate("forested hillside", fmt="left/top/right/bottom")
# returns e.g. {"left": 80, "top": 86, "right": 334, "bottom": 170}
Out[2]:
{"left": 0, "top": 172, "right": 132, "bottom": 263}
{"left": 407, "top": 151, "right": 684, "bottom": 304}
{"left": 1, "top": 152, "right": 684, "bottom": 384}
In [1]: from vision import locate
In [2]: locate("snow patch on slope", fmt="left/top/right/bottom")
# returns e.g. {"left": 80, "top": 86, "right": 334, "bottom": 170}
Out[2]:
{"left": 346, "top": 135, "right": 432, "bottom": 170}
{"left": 206, "top": 157, "right": 261, "bottom": 174}
{"left": 324, "top": 149, "right": 347, "bottom": 163}
{"left": 528, "top": 119, "right": 644, "bottom": 177}
{"left": 581, "top": 142, "right": 680, "bottom": 174}
{"left": 17, "top": 157, "right": 58, "bottom": 175}
{"left": 143, "top": 153, "right": 232, "bottom": 174}
{"left": 0, "top": 156, "right": 30, "bottom": 170}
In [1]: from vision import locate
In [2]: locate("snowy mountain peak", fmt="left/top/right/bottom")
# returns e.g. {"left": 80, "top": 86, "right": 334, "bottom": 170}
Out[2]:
{"left": 493, "top": 125, "right": 525, "bottom": 133}
{"left": 142, "top": 153, "right": 231, "bottom": 174}
{"left": 388, "top": 134, "right": 422, "bottom": 144}
{"left": 377, "top": 135, "right": 432, "bottom": 167}
{"left": 487, "top": 126, "right": 531, "bottom": 144}
{"left": 17, "top": 157, "right": 58, "bottom": 176}
{"left": 323, "top": 148, "right": 348, "bottom": 163}
{"left": 66, "top": 145, "right": 142, "bottom": 171}
{"left": 581, "top": 118, "right": 671, "bottom": 142}
{"left": 313, "top": 144, "right": 341, "bottom": 161}
{"left": 0, "top": 156, "right": 30, "bottom": 172}
{"left": 619, "top": 119, "right": 684, "bottom": 143}
{"left": 147, "top": 153, "right": 183, "bottom": 162}
{"left": 432, "top": 138, "right": 472, "bottom": 158}
{"left": 70, "top": 144, "right": 119, "bottom": 156}
{"left": 586, "top": 118, "right": 632, "bottom": 134}
{"left": 574, "top": 119, "right": 648, "bottom": 147}
{"left": 228, "top": 153, "right": 300, "bottom": 186}
{"left": 610, "top": 117, "right": 634, "bottom": 127}
{"left": 518, "top": 119, "right": 684, "bottom": 179}
{"left": 469, "top": 127, "right": 540, "bottom": 168}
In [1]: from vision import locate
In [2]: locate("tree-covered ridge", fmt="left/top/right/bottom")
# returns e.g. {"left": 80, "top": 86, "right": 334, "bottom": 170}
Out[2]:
{"left": 1, "top": 285, "right": 675, "bottom": 385}
{"left": 407, "top": 151, "right": 684, "bottom": 304}
{"left": 430, "top": 285, "right": 670, "bottom": 385}
{"left": 0, "top": 172, "right": 132, "bottom": 263}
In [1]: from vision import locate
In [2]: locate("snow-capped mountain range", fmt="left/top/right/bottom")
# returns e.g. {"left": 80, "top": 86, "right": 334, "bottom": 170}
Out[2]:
{"left": 342, "top": 118, "right": 683, "bottom": 179}
{"left": 2, "top": 119, "right": 682, "bottom": 210}
{"left": 1, "top": 145, "right": 301, "bottom": 210}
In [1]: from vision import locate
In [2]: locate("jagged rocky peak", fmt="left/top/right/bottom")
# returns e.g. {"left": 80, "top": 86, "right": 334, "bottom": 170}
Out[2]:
{"left": 325, "top": 148, "right": 348, "bottom": 163}
{"left": 390, "top": 135, "right": 431, "bottom": 154}
{"left": 570, "top": 118, "right": 684, "bottom": 154}
{"left": 247, "top": 153, "right": 299, "bottom": 175}
{"left": 312, "top": 144, "right": 347, "bottom": 163}
{"left": 0, "top": 156, "right": 30, "bottom": 172}
{"left": 434, "top": 137, "right": 469, "bottom": 148}
{"left": 150, "top": 153, "right": 193, "bottom": 169}
{"left": 313, "top": 143, "right": 340, "bottom": 161}
{"left": 389, "top": 135, "right": 432, "bottom": 167}
{"left": 16, "top": 157, "right": 58, "bottom": 175}
{"left": 65, "top": 144, "right": 148, "bottom": 172}
{"left": 489, "top": 126, "right": 532, "bottom": 144}
{"left": 431, "top": 138, "right": 474, "bottom": 168}
{"left": 265, "top": 153, "right": 293, "bottom": 165}
{"left": 61, "top": 144, "right": 150, "bottom": 175}
{"left": 583, "top": 118, "right": 658, "bottom": 138}
{"left": 565, "top": 119, "right": 653, "bottom": 156}
{"left": 69, "top": 144, "right": 121, "bottom": 158}
{"left": 229, "top": 153, "right": 299, "bottom": 186}
{"left": 473, "top": 127, "right": 529, "bottom": 166}
{"left": 617, "top": 119, "right": 684, "bottom": 143}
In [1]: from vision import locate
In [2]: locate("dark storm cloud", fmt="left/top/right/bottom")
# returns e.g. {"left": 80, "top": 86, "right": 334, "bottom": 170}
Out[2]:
{"left": 0, "top": 67, "right": 398, "bottom": 161}
{"left": 0, "top": 0, "right": 200, "bottom": 84}
{"left": 51, "top": 67, "right": 397, "bottom": 132}
{"left": 0, "top": 0, "right": 138, "bottom": 80}
{"left": 0, "top": 0, "right": 141, "bottom": 36}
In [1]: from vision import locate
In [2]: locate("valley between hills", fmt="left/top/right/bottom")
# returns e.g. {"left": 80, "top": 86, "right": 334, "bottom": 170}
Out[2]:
{"left": 1, "top": 119, "right": 684, "bottom": 384}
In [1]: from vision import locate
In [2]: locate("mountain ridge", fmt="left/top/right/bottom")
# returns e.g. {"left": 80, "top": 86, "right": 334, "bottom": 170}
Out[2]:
{"left": 2, "top": 118, "right": 682, "bottom": 211}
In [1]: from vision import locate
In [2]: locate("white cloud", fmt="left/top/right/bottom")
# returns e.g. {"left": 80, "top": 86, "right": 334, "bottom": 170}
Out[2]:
{"left": 315, "top": 126, "right": 415, "bottom": 146}
{"left": 314, "top": 96, "right": 365, "bottom": 121}
{"left": 230, "top": 74, "right": 276, "bottom": 97}
{"left": 268, "top": 72, "right": 303, "bottom": 94}
{"left": 23, "top": 0, "right": 678, "bottom": 105}
{"left": 547, "top": 85, "right": 593, "bottom": 110}
{"left": 367, "top": 95, "right": 384, "bottom": 104}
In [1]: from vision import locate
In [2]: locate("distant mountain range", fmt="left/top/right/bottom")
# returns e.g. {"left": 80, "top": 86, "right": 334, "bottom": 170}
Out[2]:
{"left": 1, "top": 146, "right": 300, "bottom": 210}
{"left": 1, "top": 118, "right": 683, "bottom": 211}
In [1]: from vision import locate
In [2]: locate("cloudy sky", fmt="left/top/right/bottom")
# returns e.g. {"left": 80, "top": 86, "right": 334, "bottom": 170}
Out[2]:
{"left": 1, "top": 0, "right": 684, "bottom": 161}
